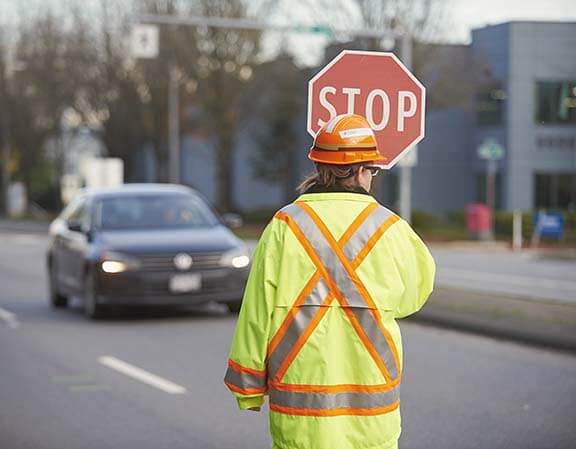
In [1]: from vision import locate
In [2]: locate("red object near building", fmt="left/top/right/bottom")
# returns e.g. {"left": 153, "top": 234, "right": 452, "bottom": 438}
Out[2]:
{"left": 467, "top": 203, "right": 492, "bottom": 234}
{"left": 307, "top": 50, "right": 426, "bottom": 169}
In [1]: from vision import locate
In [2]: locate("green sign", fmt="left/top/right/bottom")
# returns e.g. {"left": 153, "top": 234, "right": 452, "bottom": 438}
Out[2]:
{"left": 477, "top": 139, "right": 505, "bottom": 160}
{"left": 293, "top": 24, "right": 332, "bottom": 36}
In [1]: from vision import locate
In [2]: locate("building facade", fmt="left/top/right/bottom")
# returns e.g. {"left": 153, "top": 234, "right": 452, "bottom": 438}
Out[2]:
{"left": 472, "top": 21, "right": 576, "bottom": 212}
{"left": 176, "top": 21, "right": 576, "bottom": 216}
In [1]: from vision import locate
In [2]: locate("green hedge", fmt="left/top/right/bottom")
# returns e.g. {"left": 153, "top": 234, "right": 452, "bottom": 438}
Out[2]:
{"left": 242, "top": 207, "right": 278, "bottom": 224}
{"left": 242, "top": 206, "right": 576, "bottom": 243}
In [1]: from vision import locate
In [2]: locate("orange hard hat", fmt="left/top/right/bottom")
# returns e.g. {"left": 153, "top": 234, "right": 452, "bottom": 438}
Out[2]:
{"left": 308, "top": 114, "right": 386, "bottom": 166}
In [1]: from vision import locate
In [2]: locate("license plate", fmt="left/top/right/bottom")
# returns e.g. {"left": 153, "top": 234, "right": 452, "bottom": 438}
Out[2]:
{"left": 169, "top": 273, "right": 201, "bottom": 293}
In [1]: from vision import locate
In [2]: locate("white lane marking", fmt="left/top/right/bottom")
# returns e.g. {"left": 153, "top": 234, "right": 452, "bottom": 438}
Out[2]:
{"left": 0, "top": 307, "right": 20, "bottom": 329}
{"left": 439, "top": 268, "right": 576, "bottom": 293}
{"left": 99, "top": 356, "right": 187, "bottom": 394}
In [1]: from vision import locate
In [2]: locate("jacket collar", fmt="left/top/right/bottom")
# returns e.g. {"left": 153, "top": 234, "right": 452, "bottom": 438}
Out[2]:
{"left": 303, "top": 184, "right": 371, "bottom": 196}
{"left": 297, "top": 185, "right": 376, "bottom": 203}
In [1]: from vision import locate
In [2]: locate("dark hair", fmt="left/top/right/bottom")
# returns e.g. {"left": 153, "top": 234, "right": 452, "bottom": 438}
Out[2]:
{"left": 297, "top": 163, "right": 363, "bottom": 194}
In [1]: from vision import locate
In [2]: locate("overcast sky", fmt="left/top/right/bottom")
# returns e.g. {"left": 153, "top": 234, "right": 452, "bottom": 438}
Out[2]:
{"left": 451, "top": 0, "right": 576, "bottom": 40}
{"left": 1, "top": 0, "right": 575, "bottom": 65}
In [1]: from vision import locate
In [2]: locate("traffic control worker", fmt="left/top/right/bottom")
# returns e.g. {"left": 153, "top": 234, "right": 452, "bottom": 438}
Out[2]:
{"left": 224, "top": 113, "right": 436, "bottom": 449}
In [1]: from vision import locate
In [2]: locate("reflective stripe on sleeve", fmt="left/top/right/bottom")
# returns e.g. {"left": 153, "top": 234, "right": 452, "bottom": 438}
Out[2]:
{"left": 224, "top": 360, "right": 267, "bottom": 395}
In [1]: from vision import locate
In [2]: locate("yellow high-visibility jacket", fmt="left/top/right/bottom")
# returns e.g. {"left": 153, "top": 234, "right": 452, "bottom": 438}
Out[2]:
{"left": 225, "top": 191, "right": 435, "bottom": 449}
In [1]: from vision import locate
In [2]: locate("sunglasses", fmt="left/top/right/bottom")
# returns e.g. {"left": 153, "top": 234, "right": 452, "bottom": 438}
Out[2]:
{"left": 364, "top": 166, "right": 382, "bottom": 177}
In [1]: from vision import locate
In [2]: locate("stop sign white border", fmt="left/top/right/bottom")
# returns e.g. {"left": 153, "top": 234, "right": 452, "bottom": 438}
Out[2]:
{"left": 307, "top": 50, "right": 426, "bottom": 170}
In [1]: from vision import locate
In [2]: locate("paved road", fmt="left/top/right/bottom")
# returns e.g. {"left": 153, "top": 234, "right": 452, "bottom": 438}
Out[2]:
{"left": 1, "top": 232, "right": 576, "bottom": 449}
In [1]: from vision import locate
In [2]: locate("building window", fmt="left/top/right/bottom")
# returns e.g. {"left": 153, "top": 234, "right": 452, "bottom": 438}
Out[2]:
{"left": 534, "top": 173, "right": 576, "bottom": 210}
{"left": 476, "top": 85, "right": 506, "bottom": 126}
{"left": 535, "top": 81, "right": 576, "bottom": 125}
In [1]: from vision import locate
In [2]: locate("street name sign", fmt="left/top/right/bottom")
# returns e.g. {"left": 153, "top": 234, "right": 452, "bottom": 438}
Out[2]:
{"left": 307, "top": 50, "right": 426, "bottom": 169}
{"left": 477, "top": 138, "right": 505, "bottom": 160}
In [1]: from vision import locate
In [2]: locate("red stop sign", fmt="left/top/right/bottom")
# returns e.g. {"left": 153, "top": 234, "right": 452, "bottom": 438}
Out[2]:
{"left": 307, "top": 50, "right": 425, "bottom": 169}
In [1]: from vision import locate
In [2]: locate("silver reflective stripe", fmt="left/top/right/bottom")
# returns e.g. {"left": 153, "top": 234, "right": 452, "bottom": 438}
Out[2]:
{"left": 268, "top": 295, "right": 325, "bottom": 380}
{"left": 270, "top": 384, "right": 400, "bottom": 410}
{"left": 281, "top": 204, "right": 367, "bottom": 309}
{"left": 347, "top": 308, "right": 398, "bottom": 379}
{"left": 279, "top": 203, "right": 398, "bottom": 380}
{"left": 224, "top": 366, "right": 266, "bottom": 391}
{"left": 304, "top": 279, "right": 329, "bottom": 307}
{"left": 342, "top": 206, "right": 394, "bottom": 263}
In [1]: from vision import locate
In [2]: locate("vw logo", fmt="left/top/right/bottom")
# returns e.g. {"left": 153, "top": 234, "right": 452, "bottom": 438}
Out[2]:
{"left": 173, "top": 253, "right": 193, "bottom": 271}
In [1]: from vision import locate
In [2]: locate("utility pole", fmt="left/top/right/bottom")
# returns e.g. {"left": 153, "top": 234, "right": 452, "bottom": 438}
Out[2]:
{"left": 1, "top": 102, "right": 11, "bottom": 216}
{"left": 1, "top": 61, "right": 25, "bottom": 216}
{"left": 398, "top": 32, "right": 415, "bottom": 223}
{"left": 168, "top": 66, "right": 180, "bottom": 184}
{"left": 135, "top": 15, "right": 415, "bottom": 208}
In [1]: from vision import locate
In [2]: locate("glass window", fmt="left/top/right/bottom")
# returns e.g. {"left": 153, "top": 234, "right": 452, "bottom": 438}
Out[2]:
{"left": 476, "top": 86, "right": 506, "bottom": 126}
{"left": 94, "top": 194, "right": 219, "bottom": 230}
{"left": 534, "top": 173, "right": 576, "bottom": 210}
{"left": 535, "top": 81, "right": 576, "bottom": 125}
{"left": 64, "top": 198, "right": 90, "bottom": 232}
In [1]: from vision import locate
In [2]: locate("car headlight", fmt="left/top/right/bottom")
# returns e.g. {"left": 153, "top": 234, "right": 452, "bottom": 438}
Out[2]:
{"left": 100, "top": 251, "right": 141, "bottom": 273}
{"left": 220, "top": 249, "right": 250, "bottom": 269}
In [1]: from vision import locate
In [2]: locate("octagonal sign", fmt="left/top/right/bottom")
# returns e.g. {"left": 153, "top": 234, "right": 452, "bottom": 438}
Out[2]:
{"left": 307, "top": 50, "right": 426, "bottom": 169}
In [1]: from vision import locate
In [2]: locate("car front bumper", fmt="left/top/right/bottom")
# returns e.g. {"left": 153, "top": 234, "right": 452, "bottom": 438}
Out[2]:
{"left": 94, "top": 267, "right": 248, "bottom": 306}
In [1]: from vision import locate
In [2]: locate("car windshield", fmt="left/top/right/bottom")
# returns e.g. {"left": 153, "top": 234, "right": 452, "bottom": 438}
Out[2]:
{"left": 94, "top": 194, "right": 219, "bottom": 230}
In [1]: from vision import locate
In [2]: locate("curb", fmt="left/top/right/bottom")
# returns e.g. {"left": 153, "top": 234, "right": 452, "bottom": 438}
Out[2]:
{"left": 409, "top": 288, "right": 576, "bottom": 353}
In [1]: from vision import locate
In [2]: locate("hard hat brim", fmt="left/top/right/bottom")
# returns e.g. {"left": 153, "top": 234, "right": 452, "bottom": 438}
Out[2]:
{"left": 308, "top": 148, "right": 387, "bottom": 166}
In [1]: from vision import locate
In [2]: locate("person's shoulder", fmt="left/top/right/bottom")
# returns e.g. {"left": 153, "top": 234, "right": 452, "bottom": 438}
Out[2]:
{"left": 372, "top": 204, "right": 419, "bottom": 240}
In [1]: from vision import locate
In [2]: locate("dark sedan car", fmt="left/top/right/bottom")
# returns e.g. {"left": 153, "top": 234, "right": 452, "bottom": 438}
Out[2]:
{"left": 47, "top": 184, "right": 250, "bottom": 319}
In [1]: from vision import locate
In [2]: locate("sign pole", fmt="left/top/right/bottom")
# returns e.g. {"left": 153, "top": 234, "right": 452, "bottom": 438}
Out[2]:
{"left": 486, "top": 157, "right": 496, "bottom": 239}
{"left": 478, "top": 138, "right": 504, "bottom": 240}
{"left": 131, "top": 24, "right": 181, "bottom": 184}
{"left": 398, "top": 32, "right": 413, "bottom": 223}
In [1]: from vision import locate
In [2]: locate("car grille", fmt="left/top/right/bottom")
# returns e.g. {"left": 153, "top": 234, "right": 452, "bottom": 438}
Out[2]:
{"left": 136, "top": 252, "right": 224, "bottom": 272}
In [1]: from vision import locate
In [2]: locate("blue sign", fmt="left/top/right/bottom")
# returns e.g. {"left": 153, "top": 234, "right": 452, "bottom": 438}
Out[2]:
{"left": 534, "top": 212, "right": 564, "bottom": 238}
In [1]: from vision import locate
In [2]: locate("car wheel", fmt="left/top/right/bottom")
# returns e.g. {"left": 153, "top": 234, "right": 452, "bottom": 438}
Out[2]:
{"left": 84, "top": 272, "right": 105, "bottom": 320}
{"left": 227, "top": 300, "right": 242, "bottom": 314}
{"left": 49, "top": 263, "right": 68, "bottom": 308}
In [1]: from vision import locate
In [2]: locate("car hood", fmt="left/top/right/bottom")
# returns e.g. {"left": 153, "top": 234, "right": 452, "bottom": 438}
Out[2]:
{"left": 97, "top": 225, "right": 244, "bottom": 254}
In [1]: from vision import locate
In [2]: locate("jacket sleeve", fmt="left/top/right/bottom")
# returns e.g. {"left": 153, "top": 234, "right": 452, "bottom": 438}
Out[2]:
{"left": 390, "top": 220, "right": 436, "bottom": 319}
{"left": 224, "top": 221, "right": 279, "bottom": 410}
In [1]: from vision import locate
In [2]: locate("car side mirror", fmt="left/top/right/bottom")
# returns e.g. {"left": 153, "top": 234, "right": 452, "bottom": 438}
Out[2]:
{"left": 67, "top": 219, "right": 84, "bottom": 233}
{"left": 223, "top": 213, "right": 243, "bottom": 229}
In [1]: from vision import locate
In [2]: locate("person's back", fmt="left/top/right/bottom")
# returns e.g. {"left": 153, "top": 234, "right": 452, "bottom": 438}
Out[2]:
{"left": 224, "top": 114, "right": 436, "bottom": 449}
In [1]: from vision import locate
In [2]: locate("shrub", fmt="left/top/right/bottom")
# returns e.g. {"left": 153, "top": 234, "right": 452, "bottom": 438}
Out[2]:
{"left": 243, "top": 207, "right": 278, "bottom": 224}
{"left": 411, "top": 209, "right": 442, "bottom": 231}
